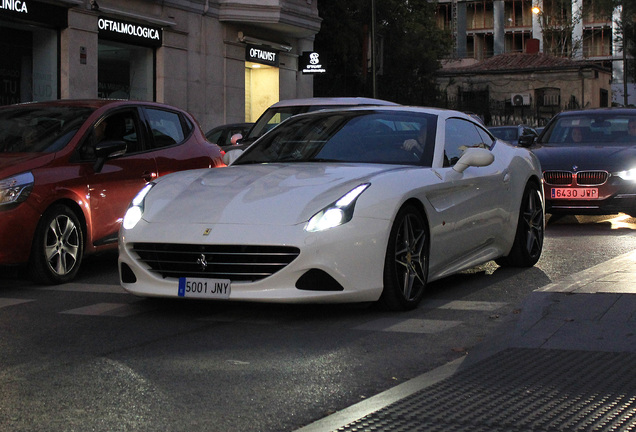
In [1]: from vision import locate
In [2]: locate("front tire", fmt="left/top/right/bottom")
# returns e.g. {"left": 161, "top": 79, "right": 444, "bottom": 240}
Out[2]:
{"left": 497, "top": 182, "right": 544, "bottom": 267}
{"left": 29, "top": 205, "right": 84, "bottom": 284}
{"left": 379, "top": 205, "right": 429, "bottom": 311}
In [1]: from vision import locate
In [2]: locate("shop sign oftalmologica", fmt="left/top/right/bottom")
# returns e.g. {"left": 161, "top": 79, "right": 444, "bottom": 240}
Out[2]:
{"left": 98, "top": 17, "right": 163, "bottom": 47}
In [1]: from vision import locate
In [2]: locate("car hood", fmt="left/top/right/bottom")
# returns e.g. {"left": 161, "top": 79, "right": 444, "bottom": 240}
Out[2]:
{"left": 0, "top": 153, "right": 56, "bottom": 179}
{"left": 531, "top": 144, "right": 636, "bottom": 172}
{"left": 143, "top": 163, "right": 404, "bottom": 226}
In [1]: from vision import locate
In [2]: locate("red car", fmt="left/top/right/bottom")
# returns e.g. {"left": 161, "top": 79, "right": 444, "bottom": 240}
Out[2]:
{"left": 0, "top": 99, "right": 224, "bottom": 284}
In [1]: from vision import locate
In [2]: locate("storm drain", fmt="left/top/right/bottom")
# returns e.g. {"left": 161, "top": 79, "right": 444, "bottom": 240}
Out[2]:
{"left": 336, "top": 348, "right": 636, "bottom": 432}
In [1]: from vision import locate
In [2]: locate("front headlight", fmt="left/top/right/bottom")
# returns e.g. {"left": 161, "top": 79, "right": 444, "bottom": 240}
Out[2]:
{"left": 0, "top": 172, "right": 34, "bottom": 207}
{"left": 122, "top": 182, "right": 155, "bottom": 230}
{"left": 615, "top": 168, "right": 636, "bottom": 182}
{"left": 305, "top": 183, "right": 370, "bottom": 232}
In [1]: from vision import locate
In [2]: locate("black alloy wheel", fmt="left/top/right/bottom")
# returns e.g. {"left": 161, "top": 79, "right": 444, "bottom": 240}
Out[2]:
{"left": 497, "top": 182, "right": 544, "bottom": 267}
{"left": 380, "top": 205, "right": 429, "bottom": 311}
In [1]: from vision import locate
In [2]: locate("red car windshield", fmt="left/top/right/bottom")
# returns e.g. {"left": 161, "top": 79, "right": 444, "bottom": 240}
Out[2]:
{"left": 0, "top": 106, "right": 93, "bottom": 153}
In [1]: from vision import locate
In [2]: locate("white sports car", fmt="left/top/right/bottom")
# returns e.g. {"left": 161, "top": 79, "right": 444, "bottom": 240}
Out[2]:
{"left": 118, "top": 106, "right": 544, "bottom": 310}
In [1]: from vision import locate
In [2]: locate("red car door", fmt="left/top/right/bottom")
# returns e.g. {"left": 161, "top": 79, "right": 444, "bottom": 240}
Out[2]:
{"left": 82, "top": 108, "right": 158, "bottom": 249}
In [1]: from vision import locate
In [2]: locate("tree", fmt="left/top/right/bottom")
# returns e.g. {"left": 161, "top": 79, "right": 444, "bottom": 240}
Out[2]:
{"left": 589, "top": 0, "right": 636, "bottom": 102}
{"left": 538, "top": 0, "right": 583, "bottom": 58}
{"left": 314, "top": 0, "right": 452, "bottom": 105}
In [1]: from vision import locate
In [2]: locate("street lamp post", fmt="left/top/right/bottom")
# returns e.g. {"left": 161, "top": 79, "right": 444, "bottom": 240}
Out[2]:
{"left": 371, "top": 0, "right": 377, "bottom": 98}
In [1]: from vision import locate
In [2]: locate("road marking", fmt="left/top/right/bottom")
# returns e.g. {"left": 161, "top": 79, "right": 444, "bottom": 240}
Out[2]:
{"left": 39, "top": 283, "right": 126, "bottom": 294}
{"left": 61, "top": 302, "right": 155, "bottom": 317}
{"left": 423, "top": 299, "right": 507, "bottom": 311}
{"left": 0, "top": 298, "right": 34, "bottom": 309}
{"left": 354, "top": 318, "right": 462, "bottom": 334}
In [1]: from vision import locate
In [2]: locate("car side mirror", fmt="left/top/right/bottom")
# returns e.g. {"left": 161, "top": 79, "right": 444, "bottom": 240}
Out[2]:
{"left": 230, "top": 133, "right": 243, "bottom": 145}
{"left": 223, "top": 148, "right": 244, "bottom": 165}
{"left": 94, "top": 140, "right": 127, "bottom": 172}
{"left": 453, "top": 147, "right": 494, "bottom": 173}
{"left": 518, "top": 133, "right": 536, "bottom": 148}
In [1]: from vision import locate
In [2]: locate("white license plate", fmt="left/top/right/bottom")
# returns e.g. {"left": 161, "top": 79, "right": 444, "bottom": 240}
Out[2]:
{"left": 551, "top": 187, "right": 598, "bottom": 200}
{"left": 178, "top": 277, "right": 231, "bottom": 299}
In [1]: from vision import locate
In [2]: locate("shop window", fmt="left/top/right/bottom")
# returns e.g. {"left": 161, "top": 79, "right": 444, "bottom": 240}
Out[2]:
{"left": 98, "top": 40, "right": 154, "bottom": 100}
{"left": 0, "top": 25, "right": 58, "bottom": 106}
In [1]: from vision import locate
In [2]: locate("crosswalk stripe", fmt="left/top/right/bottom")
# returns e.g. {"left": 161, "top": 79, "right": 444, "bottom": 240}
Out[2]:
{"left": 60, "top": 302, "right": 155, "bottom": 317}
{"left": 39, "top": 283, "right": 126, "bottom": 294}
{"left": 354, "top": 318, "right": 462, "bottom": 334}
{"left": 423, "top": 299, "right": 507, "bottom": 311}
{"left": 0, "top": 298, "right": 34, "bottom": 309}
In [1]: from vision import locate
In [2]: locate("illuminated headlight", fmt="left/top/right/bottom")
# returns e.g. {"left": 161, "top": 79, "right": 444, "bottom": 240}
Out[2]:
{"left": 305, "top": 183, "right": 370, "bottom": 232}
{"left": 123, "top": 183, "right": 154, "bottom": 230}
{"left": 0, "top": 172, "right": 34, "bottom": 207}
{"left": 615, "top": 168, "right": 636, "bottom": 182}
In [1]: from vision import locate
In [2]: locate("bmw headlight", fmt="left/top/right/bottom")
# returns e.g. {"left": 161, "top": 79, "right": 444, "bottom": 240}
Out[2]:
{"left": 0, "top": 172, "right": 34, "bottom": 207}
{"left": 305, "top": 183, "right": 370, "bottom": 232}
{"left": 615, "top": 168, "right": 636, "bottom": 182}
{"left": 123, "top": 182, "right": 155, "bottom": 230}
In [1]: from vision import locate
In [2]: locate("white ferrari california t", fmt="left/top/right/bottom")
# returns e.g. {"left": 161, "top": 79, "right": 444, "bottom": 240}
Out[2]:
{"left": 118, "top": 106, "right": 544, "bottom": 311}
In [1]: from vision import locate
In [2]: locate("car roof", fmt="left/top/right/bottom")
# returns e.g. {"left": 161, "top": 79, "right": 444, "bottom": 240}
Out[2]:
{"left": 268, "top": 97, "right": 399, "bottom": 108}
{"left": 289, "top": 105, "right": 479, "bottom": 122}
{"left": 556, "top": 107, "right": 636, "bottom": 117}
{"left": 4, "top": 99, "right": 185, "bottom": 111}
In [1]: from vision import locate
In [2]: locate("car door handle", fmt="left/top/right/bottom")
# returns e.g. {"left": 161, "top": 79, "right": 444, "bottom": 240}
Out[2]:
{"left": 142, "top": 171, "right": 158, "bottom": 182}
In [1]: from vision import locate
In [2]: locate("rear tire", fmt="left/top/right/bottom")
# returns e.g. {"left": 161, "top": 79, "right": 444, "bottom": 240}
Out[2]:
{"left": 379, "top": 205, "right": 429, "bottom": 311}
{"left": 497, "top": 182, "right": 544, "bottom": 267}
{"left": 29, "top": 205, "right": 84, "bottom": 284}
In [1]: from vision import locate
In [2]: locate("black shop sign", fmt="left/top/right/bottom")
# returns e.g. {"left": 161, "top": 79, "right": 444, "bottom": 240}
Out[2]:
{"left": 245, "top": 44, "right": 279, "bottom": 67}
{"left": 98, "top": 17, "right": 162, "bottom": 47}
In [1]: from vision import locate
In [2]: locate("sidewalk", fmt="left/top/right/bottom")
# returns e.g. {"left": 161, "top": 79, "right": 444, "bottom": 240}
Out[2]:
{"left": 297, "top": 249, "right": 636, "bottom": 432}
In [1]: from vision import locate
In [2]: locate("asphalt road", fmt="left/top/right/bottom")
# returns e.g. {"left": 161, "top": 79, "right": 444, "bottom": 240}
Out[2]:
{"left": 1, "top": 214, "right": 635, "bottom": 432}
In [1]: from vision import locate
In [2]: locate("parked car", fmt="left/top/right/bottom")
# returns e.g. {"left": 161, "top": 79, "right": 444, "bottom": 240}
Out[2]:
{"left": 523, "top": 108, "right": 636, "bottom": 216}
{"left": 205, "top": 122, "right": 253, "bottom": 147}
{"left": 488, "top": 125, "right": 538, "bottom": 145}
{"left": 0, "top": 99, "right": 225, "bottom": 284}
{"left": 119, "top": 106, "right": 544, "bottom": 311}
{"left": 230, "top": 97, "right": 399, "bottom": 149}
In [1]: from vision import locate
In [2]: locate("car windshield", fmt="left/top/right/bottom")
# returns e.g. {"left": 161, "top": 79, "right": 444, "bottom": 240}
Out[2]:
{"left": 245, "top": 104, "right": 374, "bottom": 141}
{"left": 0, "top": 105, "right": 93, "bottom": 153}
{"left": 245, "top": 106, "right": 309, "bottom": 141}
{"left": 489, "top": 127, "right": 518, "bottom": 141}
{"left": 541, "top": 113, "right": 636, "bottom": 146}
{"left": 235, "top": 110, "right": 437, "bottom": 166}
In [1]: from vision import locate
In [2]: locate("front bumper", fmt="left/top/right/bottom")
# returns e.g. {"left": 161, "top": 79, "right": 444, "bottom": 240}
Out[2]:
{"left": 118, "top": 217, "right": 391, "bottom": 304}
{"left": 0, "top": 202, "right": 41, "bottom": 264}
{"left": 543, "top": 174, "right": 636, "bottom": 216}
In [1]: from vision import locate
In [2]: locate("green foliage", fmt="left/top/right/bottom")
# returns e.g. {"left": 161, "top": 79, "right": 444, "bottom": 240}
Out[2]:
{"left": 314, "top": 0, "right": 452, "bottom": 105}
{"left": 588, "top": 0, "right": 636, "bottom": 81}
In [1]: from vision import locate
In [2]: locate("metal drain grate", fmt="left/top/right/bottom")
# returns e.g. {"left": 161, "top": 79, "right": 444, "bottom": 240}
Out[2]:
{"left": 336, "top": 348, "right": 636, "bottom": 431}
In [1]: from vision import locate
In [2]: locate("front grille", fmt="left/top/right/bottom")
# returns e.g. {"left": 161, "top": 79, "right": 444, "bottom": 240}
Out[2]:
{"left": 132, "top": 243, "right": 300, "bottom": 281}
{"left": 544, "top": 170, "right": 608, "bottom": 186}
{"left": 543, "top": 171, "right": 572, "bottom": 185}
{"left": 576, "top": 171, "right": 609, "bottom": 185}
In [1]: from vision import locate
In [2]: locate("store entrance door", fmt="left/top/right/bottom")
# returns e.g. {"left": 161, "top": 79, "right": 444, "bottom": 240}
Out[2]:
{"left": 245, "top": 62, "right": 279, "bottom": 122}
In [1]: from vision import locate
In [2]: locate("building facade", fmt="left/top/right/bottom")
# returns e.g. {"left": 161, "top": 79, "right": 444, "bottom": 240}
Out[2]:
{"left": 435, "top": 0, "right": 635, "bottom": 109}
{"left": 0, "top": 0, "right": 322, "bottom": 130}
